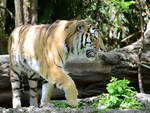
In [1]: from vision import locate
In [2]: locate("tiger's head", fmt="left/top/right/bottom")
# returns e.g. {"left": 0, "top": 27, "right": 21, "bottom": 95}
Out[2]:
{"left": 76, "top": 20, "right": 105, "bottom": 60}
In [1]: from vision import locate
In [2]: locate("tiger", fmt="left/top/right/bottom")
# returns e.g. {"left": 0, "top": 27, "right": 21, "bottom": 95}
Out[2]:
{"left": 8, "top": 20, "right": 105, "bottom": 108}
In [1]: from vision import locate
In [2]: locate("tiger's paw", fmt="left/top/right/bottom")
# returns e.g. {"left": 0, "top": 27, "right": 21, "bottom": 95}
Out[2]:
{"left": 86, "top": 49, "right": 97, "bottom": 61}
{"left": 66, "top": 89, "right": 78, "bottom": 107}
{"left": 86, "top": 49, "right": 97, "bottom": 58}
{"left": 40, "top": 103, "right": 55, "bottom": 108}
{"left": 67, "top": 99, "right": 78, "bottom": 107}
{"left": 13, "top": 98, "right": 21, "bottom": 108}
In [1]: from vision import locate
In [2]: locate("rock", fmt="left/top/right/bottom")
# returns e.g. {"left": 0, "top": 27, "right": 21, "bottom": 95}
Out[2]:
{"left": 1, "top": 107, "right": 150, "bottom": 113}
{"left": 135, "top": 93, "right": 150, "bottom": 109}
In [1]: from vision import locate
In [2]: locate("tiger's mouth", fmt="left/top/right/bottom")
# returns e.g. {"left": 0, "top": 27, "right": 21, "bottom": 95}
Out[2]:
{"left": 86, "top": 49, "right": 97, "bottom": 58}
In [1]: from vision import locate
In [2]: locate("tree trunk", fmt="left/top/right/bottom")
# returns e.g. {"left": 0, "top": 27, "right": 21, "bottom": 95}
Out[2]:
{"left": 23, "top": 0, "right": 30, "bottom": 24}
{"left": 23, "top": 0, "right": 38, "bottom": 25}
{"left": 14, "top": 0, "right": 24, "bottom": 27}
{"left": 30, "top": 0, "right": 38, "bottom": 24}
{"left": 0, "top": 0, "right": 7, "bottom": 31}
{"left": 0, "top": 0, "right": 8, "bottom": 54}
{"left": 14, "top": 0, "right": 38, "bottom": 26}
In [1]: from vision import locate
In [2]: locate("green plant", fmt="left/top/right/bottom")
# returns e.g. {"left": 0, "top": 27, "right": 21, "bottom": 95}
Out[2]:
{"left": 81, "top": 0, "right": 139, "bottom": 50}
{"left": 92, "top": 77, "right": 142, "bottom": 109}
{"left": 109, "top": 0, "right": 136, "bottom": 13}
{"left": 53, "top": 100, "right": 84, "bottom": 109}
{"left": 53, "top": 101, "right": 71, "bottom": 109}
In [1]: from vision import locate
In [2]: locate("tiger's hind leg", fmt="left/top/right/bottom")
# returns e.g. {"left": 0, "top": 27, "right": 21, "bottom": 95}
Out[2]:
{"left": 10, "top": 69, "right": 22, "bottom": 108}
{"left": 28, "top": 72, "right": 38, "bottom": 107}
{"left": 48, "top": 67, "right": 78, "bottom": 107}
{"left": 40, "top": 80, "right": 54, "bottom": 107}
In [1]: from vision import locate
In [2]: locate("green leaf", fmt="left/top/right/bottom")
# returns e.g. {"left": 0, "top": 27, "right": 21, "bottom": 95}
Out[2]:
{"left": 118, "top": 87, "right": 122, "bottom": 93}
{"left": 25, "top": 1, "right": 31, "bottom": 8}
{"left": 107, "top": 88, "right": 115, "bottom": 94}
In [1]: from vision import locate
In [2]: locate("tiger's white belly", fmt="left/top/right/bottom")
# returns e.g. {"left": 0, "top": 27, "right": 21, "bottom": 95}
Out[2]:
{"left": 26, "top": 58, "right": 40, "bottom": 73}
{"left": 12, "top": 54, "right": 40, "bottom": 74}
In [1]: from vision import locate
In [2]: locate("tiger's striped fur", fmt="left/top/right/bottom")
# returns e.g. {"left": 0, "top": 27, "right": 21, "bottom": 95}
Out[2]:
{"left": 8, "top": 20, "right": 105, "bottom": 108}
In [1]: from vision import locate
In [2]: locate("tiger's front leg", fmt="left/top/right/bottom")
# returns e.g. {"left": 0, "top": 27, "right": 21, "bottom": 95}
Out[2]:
{"left": 40, "top": 81, "right": 54, "bottom": 107}
{"left": 47, "top": 66, "right": 78, "bottom": 107}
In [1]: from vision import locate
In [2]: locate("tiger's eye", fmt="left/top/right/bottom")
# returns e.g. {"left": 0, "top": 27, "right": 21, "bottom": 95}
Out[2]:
{"left": 92, "top": 27, "right": 95, "bottom": 30}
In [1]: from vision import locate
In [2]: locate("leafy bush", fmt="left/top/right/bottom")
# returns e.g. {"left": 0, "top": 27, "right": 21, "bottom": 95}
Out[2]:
{"left": 53, "top": 101, "right": 71, "bottom": 109}
{"left": 53, "top": 101, "right": 84, "bottom": 109}
{"left": 92, "top": 77, "right": 142, "bottom": 109}
{"left": 81, "top": 0, "right": 139, "bottom": 50}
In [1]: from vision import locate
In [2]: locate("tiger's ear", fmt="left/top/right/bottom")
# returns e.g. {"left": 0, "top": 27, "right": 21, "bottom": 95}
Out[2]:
{"left": 65, "top": 21, "right": 76, "bottom": 37}
{"left": 76, "top": 20, "right": 83, "bottom": 32}
{"left": 76, "top": 20, "right": 90, "bottom": 31}
{"left": 77, "top": 20, "right": 92, "bottom": 32}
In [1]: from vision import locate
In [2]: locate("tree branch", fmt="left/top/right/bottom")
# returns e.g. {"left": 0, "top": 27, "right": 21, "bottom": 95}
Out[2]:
{"left": 136, "top": 0, "right": 145, "bottom": 93}
{"left": 0, "top": 5, "right": 14, "bottom": 19}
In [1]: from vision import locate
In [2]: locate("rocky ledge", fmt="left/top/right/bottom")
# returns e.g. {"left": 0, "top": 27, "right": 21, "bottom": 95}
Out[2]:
{"left": 0, "top": 93, "right": 150, "bottom": 113}
{"left": 0, "top": 107, "right": 150, "bottom": 113}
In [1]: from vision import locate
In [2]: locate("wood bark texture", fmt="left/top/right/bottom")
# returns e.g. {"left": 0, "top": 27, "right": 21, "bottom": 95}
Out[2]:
{"left": 14, "top": 0, "right": 38, "bottom": 26}
{"left": 23, "top": 0, "right": 30, "bottom": 24}
{"left": 14, "top": 0, "right": 24, "bottom": 27}
{"left": 0, "top": 0, "right": 7, "bottom": 30}
{"left": 31, "top": 0, "right": 38, "bottom": 24}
